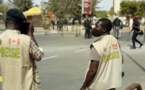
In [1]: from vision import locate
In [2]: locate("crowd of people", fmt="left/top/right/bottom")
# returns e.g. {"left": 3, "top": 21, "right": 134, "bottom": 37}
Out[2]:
{"left": 0, "top": 8, "right": 144, "bottom": 90}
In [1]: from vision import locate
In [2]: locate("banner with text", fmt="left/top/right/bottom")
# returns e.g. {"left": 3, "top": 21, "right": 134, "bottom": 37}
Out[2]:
{"left": 82, "top": 0, "right": 92, "bottom": 14}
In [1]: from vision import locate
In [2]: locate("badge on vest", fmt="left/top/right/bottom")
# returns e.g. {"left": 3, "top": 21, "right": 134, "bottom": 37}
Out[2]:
{"left": 8, "top": 38, "right": 20, "bottom": 45}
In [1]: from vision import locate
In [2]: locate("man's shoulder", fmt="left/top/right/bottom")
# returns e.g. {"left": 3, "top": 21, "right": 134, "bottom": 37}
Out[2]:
{"left": 20, "top": 34, "right": 30, "bottom": 39}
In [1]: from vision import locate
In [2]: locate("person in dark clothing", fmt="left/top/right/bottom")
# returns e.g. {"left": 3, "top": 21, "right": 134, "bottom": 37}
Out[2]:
{"left": 112, "top": 17, "right": 123, "bottom": 39}
{"left": 63, "top": 19, "right": 68, "bottom": 25}
{"left": 57, "top": 19, "right": 63, "bottom": 31}
{"left": 51, "top": 20, "right": 55, "bottom": 30}
{"left": 129, "top": 16, "right": 143, "bottom": 49}
{"left": 83, "top": 18, "right": 92, "bottom": 39}
{"left": 63, "top": 19, "right": 68, "bottom": 31}
{"left": 71, "top": 18, "right": 76, "bottom": 31}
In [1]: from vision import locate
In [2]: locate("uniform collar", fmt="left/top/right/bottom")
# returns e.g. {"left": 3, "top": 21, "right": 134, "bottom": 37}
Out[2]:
{"left": 6, "top": 29, "right": 21, "bottom": 34}
{"left": 94, "top": 34, "right": 110, "bottom": 42}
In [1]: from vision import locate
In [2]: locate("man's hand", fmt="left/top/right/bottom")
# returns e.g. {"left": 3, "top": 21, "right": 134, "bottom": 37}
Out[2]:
{"left": 129, "top": 31, "right": 131, "bottom": 35}
{"left": 27, "top": 23, "right": 39, "bottom": 46}
{"left": 80, "top": 87, "right": 86, "bottom": 90}
{"left": 129, "top": 30, "right": 132, "bottom": 35}
{"left": 28, "top": 23, "right": 34, "bottom": 35}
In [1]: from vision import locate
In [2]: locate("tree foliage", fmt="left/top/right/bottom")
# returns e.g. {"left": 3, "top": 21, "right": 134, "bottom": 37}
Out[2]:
{"left": 120, "top": 1, "right": 145, "bottom": 17}
{"left": 96, "top": 10, "right": 108, "bottom": 18}
{"left": 0, "top": 0, "right": 8, "bottom": 13}
{"left": 8, "top": 0, "right": 33, "bottom": 11}
{"left": 0, "top": 0, "right": 3, "bottom": 4}
{"left": 49, "top": 0, "right": 99, "bottom": 20}
{"left": 0, "top": 0, "right": 8, "bottom": 20}
{"left": 108, "top": 7, "right": 114, "bottom": 16}
{"left": 0, "top": 4, "right": 8, "bottom": 13}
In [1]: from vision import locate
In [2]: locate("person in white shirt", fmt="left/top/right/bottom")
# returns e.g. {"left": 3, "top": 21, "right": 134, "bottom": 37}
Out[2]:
{"left": 80, "top": 18, "right": 123, "bottom": 90}
{"left": 0, "top": 8, "right": 44, "bottom": 90}
{"left": 129, "top": 17, "right": 133, "bottom": 32}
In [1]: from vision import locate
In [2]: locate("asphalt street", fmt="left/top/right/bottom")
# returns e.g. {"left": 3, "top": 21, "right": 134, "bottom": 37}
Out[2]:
{"left": 0, "top": 27, "right": 145, "bottom": 90}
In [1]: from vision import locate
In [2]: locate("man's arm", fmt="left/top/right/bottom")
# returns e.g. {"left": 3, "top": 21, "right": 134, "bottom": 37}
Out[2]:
{"left": 30, "top": 40, "right": 44, "bottom": 61}
{"left": 28, "top": 23, "right": 38, "bottom": 46}
{"left": 132, "top": 25, "right": 140, "bottom": 29}
{"left": 129, "top": 29, "right": 133, "bottom": 35}
{"left": 28, "top": 23, "right": 44, "bottom": 61}
{"left": 120, "top": 20, "right": 123, "bottom": 29}
{"left": 125, "top": 83, "right": 142, "bottom": 90}
{"left": 80, "top": 60, "right": 99, "bottom": 90}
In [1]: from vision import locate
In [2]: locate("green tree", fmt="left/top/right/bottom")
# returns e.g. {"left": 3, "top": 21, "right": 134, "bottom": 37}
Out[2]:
{"left": 0, "top": 0, "right": 7, "bottom": 13}
{"left": 108, "top": 7, "right": 114, "bottom": 16}
{"left": 138, "top": 1, "right": 145, "bottom": 17}
{"left": 96, "top": 10, "right": 108, "bottom": 18}
{"left": 0, "top": 0, "right": 8, "bottom": 20}
{"left": 0, "top": 4, "right": 7, "bottom": 13}
{"left": 120, "top": 1, "right": 145, "bottom": 17}
{"left": 49, "top": 0, "right": 99, "bottom": 20}
{"left": 0, "top": 0, "right": 3, "bottom": 3}
{"left": 8, "top": 0, "right": 33, "bottom": 11}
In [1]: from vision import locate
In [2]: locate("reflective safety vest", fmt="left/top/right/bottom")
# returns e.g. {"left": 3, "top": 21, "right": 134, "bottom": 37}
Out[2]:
{"left": 88, "top": 35, "right": 122, "bottom": 90}
{"left": 0, "top": 30, "right": 41, "bottom": 90}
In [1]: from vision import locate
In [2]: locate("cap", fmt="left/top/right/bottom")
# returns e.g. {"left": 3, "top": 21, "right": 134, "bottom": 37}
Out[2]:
{"left": 6, "top": 8, "right": 26, "bottom": 22}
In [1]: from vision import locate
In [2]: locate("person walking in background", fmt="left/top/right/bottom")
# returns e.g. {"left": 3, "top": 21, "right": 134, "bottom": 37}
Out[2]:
{"left": 83, "top": 18, "right": 92, "bottom": 39}
{"left": 57, "top": 18, "right": 63, "bottom": 32}
{"left": 129, "top": 16, "right": 133, "bottom": 32}
{"left": 63, "top": 19, "right": 68, "bottom": 31}
{"left": 51, "top": 19, "right": 55, "bottom": 30}
{"left": 0, "top": 9, "right": 44, "bottom": 90}
{"left": 112, "top": 17, "right": 123, "bottom": 39}
{"left": 129, "top": 16, "right": 143, "bottom": 49}
{"left": 71, "top": 18, "right": 76, "bottom": 31}
{"left": 128, "top": 16, "right": 134, "bottom": 40}
{"left": 80, "top": 18, "right": 123, "bottom": 90}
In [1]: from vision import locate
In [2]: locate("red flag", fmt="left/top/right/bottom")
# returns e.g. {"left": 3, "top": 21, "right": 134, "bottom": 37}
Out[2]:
{"left": 9, "top": 38, "right": 20, "bottom": 45}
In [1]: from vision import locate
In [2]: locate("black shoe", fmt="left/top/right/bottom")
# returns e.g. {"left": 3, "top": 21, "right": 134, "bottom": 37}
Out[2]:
{"left": 139, "top": 44, "right": 143, "bottom": 48}
{"left": 130, "top": 46, "right": 136, "bottom": 49}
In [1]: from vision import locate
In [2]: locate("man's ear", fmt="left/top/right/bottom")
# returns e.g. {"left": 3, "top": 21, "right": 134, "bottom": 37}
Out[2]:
{"left": 103, "top": 28, "right": 107, "bottom": 32}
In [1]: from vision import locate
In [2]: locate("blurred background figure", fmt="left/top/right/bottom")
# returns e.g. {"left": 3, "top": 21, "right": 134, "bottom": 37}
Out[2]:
{"left": 129, "top": 16, "right": 143, "bottom": 49}
{"left": 51, "top": 19, "right": 55, "bottom": 30}
{"left": 71, "top": 18, "right": 76, "bottom": 32}
{"left": 83, "top": 18, "right": 92, "bottom": 39}
{"left": 129, "top": 16, "right": 133, "bottom": 32}
{"left": 57, "top": 18, "right": 63, "bottom": 32}
{"left": 63, "top": 19, "right": 68, "bottom": 31}
{"left": 113, "top": 17, "right": 123, "bottom": 39}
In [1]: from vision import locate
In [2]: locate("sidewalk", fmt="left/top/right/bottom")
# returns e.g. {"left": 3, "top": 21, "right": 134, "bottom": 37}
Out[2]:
{"left": 115, "top": 27, "right": 145, "bottom": 90}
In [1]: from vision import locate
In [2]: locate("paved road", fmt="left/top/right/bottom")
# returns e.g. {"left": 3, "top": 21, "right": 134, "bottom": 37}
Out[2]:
{"left": 0, "top": 27, "right": 145, "bottom": 90}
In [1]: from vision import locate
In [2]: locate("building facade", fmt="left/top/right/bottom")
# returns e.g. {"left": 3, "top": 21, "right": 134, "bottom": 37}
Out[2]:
{"left": 113, "top": 0, "right": 120, "bottom": 14}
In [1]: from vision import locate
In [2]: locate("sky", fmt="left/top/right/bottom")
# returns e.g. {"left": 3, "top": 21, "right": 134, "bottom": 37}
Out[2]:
{"left": 3, "top": 0, "right": 48, "bottom": 7}
{"left": 33, "top": 0, "right": 113, "bottom": 10}
{"left": 97, "top": 0, "right": 113, "bottom": 10}
{"left": 33, "top": 0, "right": 48, "bottom": 6}
{"left": 3, "top": 0, "right": 119, "bottom": 10}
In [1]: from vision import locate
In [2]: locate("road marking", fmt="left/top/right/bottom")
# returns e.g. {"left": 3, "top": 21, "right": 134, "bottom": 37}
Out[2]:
{"left": 0, "top": 76, "right": 2, "bottom": 82}
{"left": 42, "top": 55, "right": 58, "bottom": 60}
{"left": 74, "top": 49, "right": 87, "bottom": 53}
